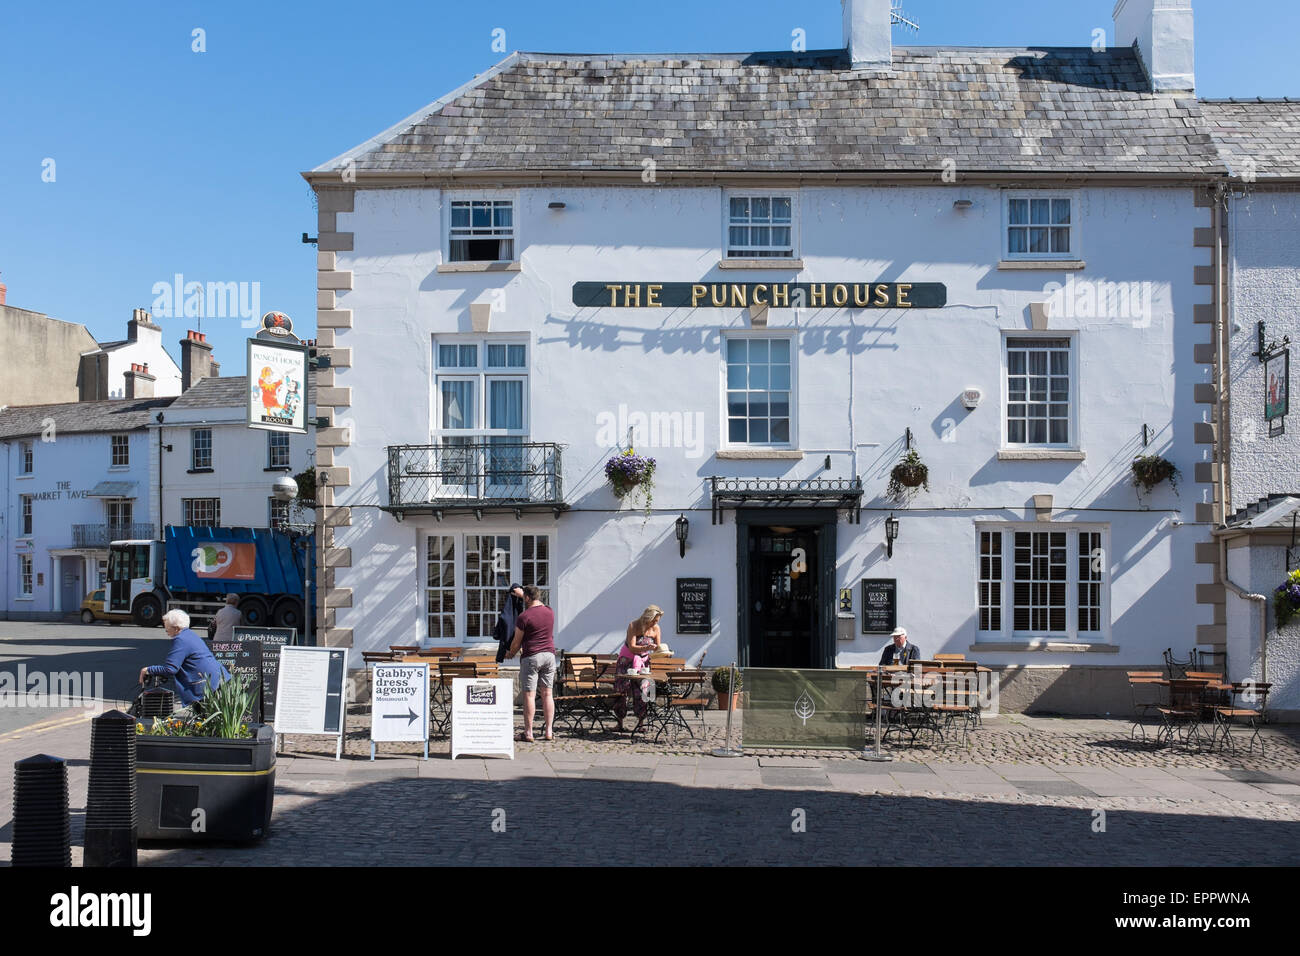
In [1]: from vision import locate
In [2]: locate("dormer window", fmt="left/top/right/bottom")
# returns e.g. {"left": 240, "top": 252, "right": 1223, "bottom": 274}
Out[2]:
{"left": 448, "top": 199, "right": 514, "bottom": 262}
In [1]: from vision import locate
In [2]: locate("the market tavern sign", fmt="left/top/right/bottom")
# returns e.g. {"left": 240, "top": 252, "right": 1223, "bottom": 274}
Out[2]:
{"left": 573, "top": 282, "right": 947, "bottom": 310}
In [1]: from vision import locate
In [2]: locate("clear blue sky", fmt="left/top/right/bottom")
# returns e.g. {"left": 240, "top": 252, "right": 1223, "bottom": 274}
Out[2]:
{"left": 2, "top": 0, "right": 1295, "bottom": 378}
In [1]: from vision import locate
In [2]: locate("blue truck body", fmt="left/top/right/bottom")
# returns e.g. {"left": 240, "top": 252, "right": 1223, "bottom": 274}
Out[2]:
{"left": 164, "top": 526, "right": 308, "bottom": 597}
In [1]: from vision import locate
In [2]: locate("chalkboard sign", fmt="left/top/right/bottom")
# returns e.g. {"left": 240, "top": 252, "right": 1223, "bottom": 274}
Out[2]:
{"left": 861, "top": 579, "right": 897, "bottom": 634}
{"left": 676, "top": 577, "right": 712, "bottom": 635}
{"left": 233, "top": 627, "right": 295, "bottom": 723}
{"left": 208, "top": 638, "right": 265, "bottom": 720}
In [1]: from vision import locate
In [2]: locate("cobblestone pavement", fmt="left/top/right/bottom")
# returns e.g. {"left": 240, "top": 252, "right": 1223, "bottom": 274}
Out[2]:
{"left": 4, "top": 707, "right": 1299, "bottom": 866}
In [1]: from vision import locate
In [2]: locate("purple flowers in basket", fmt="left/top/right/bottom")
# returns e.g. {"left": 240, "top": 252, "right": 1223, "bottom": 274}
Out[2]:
{"left": 1274, "top": 570, "right": 1300, "bottom": 627}
{"left": 605, "top": 450, "right": 655, "bottom": 488}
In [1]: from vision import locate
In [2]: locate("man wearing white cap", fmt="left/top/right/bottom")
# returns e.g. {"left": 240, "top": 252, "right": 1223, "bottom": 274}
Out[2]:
{"left": 880, "top": 626, "right": 920, "bottom": 666}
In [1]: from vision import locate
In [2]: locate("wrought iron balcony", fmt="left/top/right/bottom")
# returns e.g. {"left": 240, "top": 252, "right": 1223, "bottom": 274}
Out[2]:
{"left": 72, "top": 523, "right": 157, "bottom": 547}
{"left": 387, "top": 442, "right": 566, "bottom": 516}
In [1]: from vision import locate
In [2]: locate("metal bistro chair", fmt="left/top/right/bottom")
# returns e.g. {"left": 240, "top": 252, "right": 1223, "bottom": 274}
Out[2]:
{"left": 1212, "top": 682, "right": 1271, "bottom": 756}
{"left": 1163, "top": 647, "right": 1194, "bottom": 680}
{"left": 432, "top": 661, "right": 478, "bottom": 736}
{"left": 1127, "top": 672, "right": 1165, "bottom": 744}
{"left": 1156, "top": 679, "right": 1209, "bottom": 749}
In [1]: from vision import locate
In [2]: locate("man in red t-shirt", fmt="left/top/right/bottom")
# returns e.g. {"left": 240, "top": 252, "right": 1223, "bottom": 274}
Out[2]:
{"left": 506, "top": 585, "right": 556, "bottom": 742}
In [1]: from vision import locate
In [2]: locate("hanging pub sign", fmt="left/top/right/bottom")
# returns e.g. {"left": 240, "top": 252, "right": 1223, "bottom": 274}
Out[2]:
{"left": 573, "top": 281, "right": 947, "bottom": 310}
{"left": 247, "top": 335, "right": 309, "bottom": 434}
{"left": 1265, "top": 349, "right": 1289, "bottom": 422}
{"left": 861, "top": 578, "right": 897, "bottom": 635}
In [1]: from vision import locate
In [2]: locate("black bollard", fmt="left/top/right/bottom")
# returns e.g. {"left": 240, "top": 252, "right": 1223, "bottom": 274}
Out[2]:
{"left": 12, "top": 754, "right": 72, "bottom": 867}
{"left": 83, "top": 709, "right": 138, "bottom": 868}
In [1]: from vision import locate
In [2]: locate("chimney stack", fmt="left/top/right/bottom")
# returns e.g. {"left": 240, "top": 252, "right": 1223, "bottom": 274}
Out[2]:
{"left": 1113, "top": 0, "right": 1195, "bottom": 92}
{"left": 124, "top": 363, "right": 155, "bottom": 399}
{"left": 180, "top": 330, "right": 214, "bottom": 391}
{"left": 127, "top": 308, "right": 161, "bottom": 343}
{"left": 843, "top": 0, "right": 893, "bottom": 70}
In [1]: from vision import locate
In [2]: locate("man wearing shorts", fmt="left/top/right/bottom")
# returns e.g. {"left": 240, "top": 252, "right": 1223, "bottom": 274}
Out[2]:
{"left": 507, "top": 585, "right": 556, "bottom": 742}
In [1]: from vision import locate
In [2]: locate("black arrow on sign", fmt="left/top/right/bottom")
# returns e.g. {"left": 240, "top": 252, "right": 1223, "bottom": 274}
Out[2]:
{"left": 383, "top": 708, "right": 419, "bottom": 727}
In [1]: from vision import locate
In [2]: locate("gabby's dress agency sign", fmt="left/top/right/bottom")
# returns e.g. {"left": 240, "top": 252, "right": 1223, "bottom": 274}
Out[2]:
{"left": 247, "top": 337, "right": 308, "bottom": 434}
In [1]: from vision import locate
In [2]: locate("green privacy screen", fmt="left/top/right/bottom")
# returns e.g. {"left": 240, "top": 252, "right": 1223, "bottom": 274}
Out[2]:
{"left": 740, "top": 668, "right": 867, "bottom": 751}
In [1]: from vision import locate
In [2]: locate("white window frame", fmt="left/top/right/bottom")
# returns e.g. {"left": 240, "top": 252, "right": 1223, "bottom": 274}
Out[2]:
{"left": 191, "top": 428, "right": 213, "bottom": 470}
{"left": 1002, "top": 191, "right": 1081, "bottom": 261}
{"left": 19, "top": 441, "right": 33, "bottom": 475}
{"left": 444, "top": 193, "right": 518, "bottom": 264}
{"left": 268, "top": 496, "right": 290, "bottom": 529}
{"left": 110, "top": 434, "right": 130, "bottom": 468}
{"left": 720, "top": 331, "right": 797, "bottom": 450}
{"left": 267, "top": 431, "right": 291, "bottom": 469}
{"left": 723, "top": 190, "right": 799, "bottom": 259}
{"left": 975, "top": 522, "right": 1110, "bottom": 643}
{"left": 20, "top": 494, "right": 34, "bottom": 536}
{"left": 19, "top": 554, "right": 34, "bottom": 597}
{"left": 183, "top": 497, "right": 221, "bottom": 527}
{"left": 1001, "top": 332, "right": 1079, "bottom": 450}
{"left": 421, "top": 530, "right": 555, "bottom": 643}
{"left": 431, "top": 337, "right": 530, "bottom": 442}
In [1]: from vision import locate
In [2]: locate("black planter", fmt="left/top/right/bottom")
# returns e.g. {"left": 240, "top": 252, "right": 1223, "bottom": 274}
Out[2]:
{"left": 135, "top": 723, "right": 275, "bottom": 841}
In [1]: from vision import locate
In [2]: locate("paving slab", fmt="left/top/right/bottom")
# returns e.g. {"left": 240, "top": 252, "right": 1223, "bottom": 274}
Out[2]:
{"left": 887, "top": 762, "right": 939, "bottom": 775}
{"left": 584, "top": 766, "right": 655, "bottom": 782}
{"left": 983, "top": 763, "right": 1065, "bottom": 780}
{"left": 1193, "top": 781, "right": 1280, "bottom": 802}
{"left": 757, "top": 756, "right": 827, "bottom": 768}
{"left": 1256, "top": 783, "right": 1300, "bottom": 795}
{"left": 651, "top": 766, "right": 697, "bottom": 785}
{"left": 1006, "top": 779, "right": 1097, "bottom": 798}
{"left": 280, "top": 757, "right": 350, "bottom": 775}
{"left": 759, "top": 769, "right": 832, "bottom": 788}
{"left": 589, "top": 753, "right": 660, "bottom": 768}
{"left": 693, "top": 771, "right": 764, "bottom": 789}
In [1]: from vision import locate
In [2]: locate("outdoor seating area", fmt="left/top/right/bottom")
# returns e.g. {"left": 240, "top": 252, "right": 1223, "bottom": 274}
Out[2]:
{"left": 854, "top": 662, "right": 992, "bottom": 751}
{"left": 1128, "top": 666, "right": 1271, "bottom": 756}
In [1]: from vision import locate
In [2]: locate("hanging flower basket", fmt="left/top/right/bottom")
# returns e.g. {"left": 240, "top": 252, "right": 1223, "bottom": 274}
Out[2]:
{"left": 887, "top": 449, "right": 929, "bottom": 501}
{"left": 1131, "top": 455, "right": 1180, "bottom": 495}
{"left": 605, "top": 450, "right": 656, "bottom": 515}
{"left": 1275, "top": 569, "right": 1300, "bottom": 628}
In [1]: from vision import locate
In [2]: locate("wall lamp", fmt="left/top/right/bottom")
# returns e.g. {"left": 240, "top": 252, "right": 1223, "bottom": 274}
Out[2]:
{"left": 953, "top": 199, "right": 973, "bottom": 210}
{"left": 547, "top": 201, "right": 566, "bottom": 210}
{"left": 885, "top": 513, "right": 900, "bottom": 558}
{"left": 675, "top": 514, "right": 690, "bottom": 558}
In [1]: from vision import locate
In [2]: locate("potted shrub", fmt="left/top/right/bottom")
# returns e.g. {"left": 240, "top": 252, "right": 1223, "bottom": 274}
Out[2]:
{"left": 1131, "top": 455, "right": 1180, "bottom": 496}
{"left": 604, "top": 449, "right": 657, "bottom": 515}
{"left": 1275, "top": 569, "right": 1300, "bottom": 628}
{"left": 887, "top": 449, "right": 929, "bottom": 501}
{"left": 711, "top": 666, "right": 743, "bottom": 710}
{"left": 134, "top": 675, "right": 275, "bottom": 842}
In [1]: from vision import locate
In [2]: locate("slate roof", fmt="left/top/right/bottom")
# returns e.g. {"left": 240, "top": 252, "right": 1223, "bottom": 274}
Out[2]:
{"left": 1201, "top": 100, "right": 1300, "bottom": 181}
{"left": 313, "top": 48, "right": 1227, "bottom": 178}
{"left": 167, "top": 376, "right": 249, "bottom": 410}
{"left": 0, "top": 397, "right": 175, "bottom": 441}
{"left": 1223, "top": 494, "right": 1300, "bottom": 530}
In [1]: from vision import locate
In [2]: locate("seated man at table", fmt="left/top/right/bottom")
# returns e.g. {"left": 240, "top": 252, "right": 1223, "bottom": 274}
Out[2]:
{"left": 879, "top": 626, "right": 921, "bottom": 666}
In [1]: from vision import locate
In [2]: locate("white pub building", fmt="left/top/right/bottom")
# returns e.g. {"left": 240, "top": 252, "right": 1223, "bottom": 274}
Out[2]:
{"left": 306, "top": 0, "right": 1275, "bottom": 712}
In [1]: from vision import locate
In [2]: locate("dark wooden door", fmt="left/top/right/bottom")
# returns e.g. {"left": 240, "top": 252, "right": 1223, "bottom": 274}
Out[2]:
{"left": 746, "top": 526, "right": 819, "bottom": 668}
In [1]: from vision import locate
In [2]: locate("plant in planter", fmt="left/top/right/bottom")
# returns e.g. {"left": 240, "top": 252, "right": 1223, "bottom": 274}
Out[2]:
{"left": 134, "top": 675, "right": 275, "bottom": 841}
{"left": 604, "top": 449, "right": 657, "bottom": 515}
{"left": 711, "top": 666, "right": 743, "bottom": 710}
{"left": 887, "top": 449, "right": 929, "bottom": 501}
{"left": 1131, "top": 455, "right": 1180, "bottom": 497}
{"left": 1274, "top": 569, "right": 1300, "bottom": 628}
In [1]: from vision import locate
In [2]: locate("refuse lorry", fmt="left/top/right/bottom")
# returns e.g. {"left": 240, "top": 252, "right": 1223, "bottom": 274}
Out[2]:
{"left": 106, "top": 525, "right": 313, "bottom": 631}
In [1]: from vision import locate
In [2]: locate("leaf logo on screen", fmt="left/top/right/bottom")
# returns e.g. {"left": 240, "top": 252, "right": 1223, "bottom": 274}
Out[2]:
{"left": 192, "top": 545, "right": 234, "bottom": 574}
{"left": 794, "top": 690, "right": 816, "bottom": 726}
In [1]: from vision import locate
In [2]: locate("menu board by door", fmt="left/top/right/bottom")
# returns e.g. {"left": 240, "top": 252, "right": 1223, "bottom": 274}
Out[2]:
{"left": 274, "top": 646, "right": 348, "bottom": 759}
{"left": 676, "top": 577, "right": 712, "bottom": 635}
{"left": 861, "top": 579, "right": 897, "bottom": 634}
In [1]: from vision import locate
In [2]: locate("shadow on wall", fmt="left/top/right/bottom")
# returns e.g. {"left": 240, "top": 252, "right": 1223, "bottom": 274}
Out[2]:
{"left": 340, "top": 506, "right": 420, "bottom": 658}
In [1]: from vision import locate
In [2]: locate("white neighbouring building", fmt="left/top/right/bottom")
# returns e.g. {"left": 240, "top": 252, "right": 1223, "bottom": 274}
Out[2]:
{"left": 304, "top": 0, "right": 1292, "bottom": 714}
{"left": 1202, "top": 99, "right": 1300, "bottom": 719}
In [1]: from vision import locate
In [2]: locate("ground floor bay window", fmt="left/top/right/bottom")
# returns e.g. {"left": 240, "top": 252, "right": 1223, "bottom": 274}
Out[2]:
{"left": 424, "top": 531, "right": 553, "bottom": 642}
{"left": 977, "top": 523, "right": 1107, "bottom": 642}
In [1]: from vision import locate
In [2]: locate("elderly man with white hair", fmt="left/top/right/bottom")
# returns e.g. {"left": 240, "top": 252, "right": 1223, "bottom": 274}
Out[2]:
{"left": 879, "top": 626, "right": 920, "bottom": 666}
{"left": 138, "top": 608, "right": 231, "bottom": 706}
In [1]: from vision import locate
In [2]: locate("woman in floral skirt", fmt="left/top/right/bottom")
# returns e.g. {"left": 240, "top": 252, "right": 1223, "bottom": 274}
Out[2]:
{"left": 613, "top": 605, "right": 663, "bottom": 731}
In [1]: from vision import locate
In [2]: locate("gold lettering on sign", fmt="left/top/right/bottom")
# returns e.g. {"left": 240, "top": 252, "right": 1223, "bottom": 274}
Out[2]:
{"left": 810, "top": 284, "right": 827, "bottom": 307}
{"left": 623, "top": 284, "right": 640, "bottom": 307}
{"left": 711, "top": 285, "right": 728, "bottom": 307}
{"left": 605, "top": 284, "right": 621, "bottom": 307}
{"left": 831, "top": 284, "right": 848, "bottom": 307}
{"left": 772, "top": 285, "right": 790, "bottom": 307}
{"left": 873, "top": 284, "right": 890, "bottom": 307}
{"left": 897, "top": 284, "right": 912, "bottom": 307}
{"left": 646, "top": 284, "right": 662, "bottom": 307}
{"left": 852, "top": 284, "right": 870, "bottom": 307}
{"left": 752, "top": 285, "right": 769, "bottom": 307}
{"left": 691, "top": 285, "right": 707, "bottom": 307}
{"left": 730, "top": 284, "right": 747, "bottom": 308}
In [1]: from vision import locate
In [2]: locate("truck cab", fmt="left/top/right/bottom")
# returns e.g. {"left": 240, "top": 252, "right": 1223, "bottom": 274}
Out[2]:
{"left": 107, "top": 539, "right": 165, "bottom": 626}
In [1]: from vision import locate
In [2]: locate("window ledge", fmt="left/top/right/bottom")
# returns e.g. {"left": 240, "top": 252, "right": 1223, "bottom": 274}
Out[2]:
{"left": 716, "top": 449, "right": 804, "bottom": 460}
{"left": 264, "top": 466, "right": 292, "bottom": 473}
{"left": 436, "top": 261, "right": 522, "bottom": 274}
{"left": 15, "top": 597, "right": 35, "bottom": 602}
{"left": 970, "top": 641, "right": 1119, "bottom": 654}
{"left": 717, "top": 258, "right": 804, "bottom": 270}
{"left": 997, "top": 449, "right": 1085, "bottom": 461}
{"left": 16, "top": 474, "right": 34, "bottom": 479}
{"left": 108, "top": 466, "right": 129, "bottom": 472}
{"left": 187, "top": 468, "right": 215, "bottom": 474}
{"left": 998, "top": 260, "right": 1086, "bottom": 271}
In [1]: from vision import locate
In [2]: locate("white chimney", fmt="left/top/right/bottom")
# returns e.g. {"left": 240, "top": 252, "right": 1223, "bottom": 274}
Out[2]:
{"left": 843, "top": 0, "right": 892, "bottom": 70}
{"left": 1113, "top": 0, "right": 1195, "bottom": 92}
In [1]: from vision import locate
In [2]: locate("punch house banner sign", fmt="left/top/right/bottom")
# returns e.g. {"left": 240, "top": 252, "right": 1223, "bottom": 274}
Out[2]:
{"left": 740, "top": 668, "right": 867, "bottom": 751}
{"left": 573, "top": 282, "right": 947, "bottom": 310}
{"left": 247, "top": 337, "right": 308, "bottom": 434}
